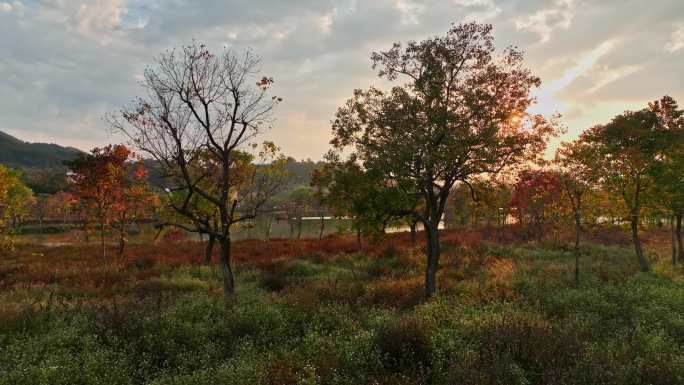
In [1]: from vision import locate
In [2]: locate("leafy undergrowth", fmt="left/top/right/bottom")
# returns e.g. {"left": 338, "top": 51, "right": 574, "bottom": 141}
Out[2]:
{"left": 1, "top": 230, "right": 683, "bottom": 384}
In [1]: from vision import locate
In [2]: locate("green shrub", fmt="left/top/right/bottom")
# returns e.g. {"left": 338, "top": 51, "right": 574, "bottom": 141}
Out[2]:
{"left": 374, "top": 315, "right": 433, "bottom": 375}
{"left": 0, "top": 318, "right": 132, "bottom": 385}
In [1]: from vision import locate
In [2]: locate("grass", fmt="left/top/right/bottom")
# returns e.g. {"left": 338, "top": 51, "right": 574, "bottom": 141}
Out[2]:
{"left": 1, "top": 229, "right": 683, "bottom": 384}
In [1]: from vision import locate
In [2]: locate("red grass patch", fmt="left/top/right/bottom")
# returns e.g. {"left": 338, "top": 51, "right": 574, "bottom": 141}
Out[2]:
{"left": 364, "top": 277, "right": 424, "bottom": 308}
{"left": 2, "top": 227, "right": 672, "bottom": 297}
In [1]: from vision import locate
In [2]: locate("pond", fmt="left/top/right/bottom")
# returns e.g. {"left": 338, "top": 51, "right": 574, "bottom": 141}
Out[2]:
{"left": 14, "top": 216, "right": 446, "bottom": 246}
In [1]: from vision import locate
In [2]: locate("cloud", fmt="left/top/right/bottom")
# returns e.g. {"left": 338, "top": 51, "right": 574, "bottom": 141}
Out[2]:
{"left": 76, "top": 0, "right": 126, "bottom": 35}
{"left": 453, "top": 0, "right": 501, "bottom": 21}
{"left": 0, "top": 1, "right": 24, "bottom": 16}
{"left": 394, "top": 0, "right": 426, "bottom": 25}
{"left": 317, "top": 9, "right": 336, "bottom": 33}
{"left": 515, "top": 0, "right": 575, "bottom": 43}
{"left": 391, "top": 0, "right": 500, "bottom": 27}
{"left": 453, "top": 0, "right": 493, "bottom": 5}
{"left": 1, "top": 0, "right": 683, "bottom": 160}
{"left": 532, "top": 39, "right": 616, "bottom": 114}
{"left": 587, "top": 64, "right": 642, "bottom": 94}
{"left": 74, "top": 0, "right": 150, "bottom": 44}
{"left": 665, "top": 24, "right": 684, "bottom": 53}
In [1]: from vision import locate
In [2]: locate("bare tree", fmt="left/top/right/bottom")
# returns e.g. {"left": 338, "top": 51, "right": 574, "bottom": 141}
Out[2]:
{"left": 109, "top": 43, "right": 286, "bottom": 296}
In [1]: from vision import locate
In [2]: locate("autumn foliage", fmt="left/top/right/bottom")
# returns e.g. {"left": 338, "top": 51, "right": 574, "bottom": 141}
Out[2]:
{"left": 0, "top": 165, "right": 33, "bottom": 250}
{"left": 66, "top": 144, "right": 155, "bottom": 259}
{"left": 510, "top": 169, "right": 562, "bottom": 239}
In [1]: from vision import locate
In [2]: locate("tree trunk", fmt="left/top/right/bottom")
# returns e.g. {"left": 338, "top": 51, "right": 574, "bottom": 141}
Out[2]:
{"left": 204, "top": 234, "right": 215, "bottom": 265}
{"left": 410, "top": 222, "right": 417, "bottom": 246}
{"left": 297, "top": 214, "right": 303, "bottom": 239}
{"left": 219, "top": 236, "right": 235, "bottom": 296}
{"left": 356, "top": 228, "right": 362, "bottom": 252}
{"left": 118, "top": 215, "right": 126, "bottom": 258}
{"left": 677, "top": 214, "right": 683, "bottom": 263}
{"left": 265, "top": 215, "right": 272, "bottom": 241}
{"left": 424, "top": 221, "right": 440, "bottom": 298}
{"left": 100, "top": 221, "right": 107, "bottom": 262}
{"left": 319, "top": 213, "right": 325, "bottom": 240}
{"left": 630, "top": 215, "right": 649, "bottom": 272}
{"left": 118, "top": 229, "right": 126, "bottom": 258}
{"left": 672, "top": 215, "right": 678, "bottom": 267}
{"left": 574, "top": 211, "right": 581, "bottom": 287}
{"left": 38, "top": 209, "right": 44, "bottom": 233}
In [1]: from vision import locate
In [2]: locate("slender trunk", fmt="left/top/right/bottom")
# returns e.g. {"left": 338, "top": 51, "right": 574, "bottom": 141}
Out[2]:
{"left": 38, "top": 210, "right": 43, "bottom": 233}
{"left": 424, "top": 221, "right": 440, "bottom": 298}
{"left": 297, "top": 214, "right": 303, "bottom": 239}
{"left": 204, "top": 234, "right": 215, "bottom": 265}
{"left": 319, "top": 213, "right": 325, "bottom": 240}
{"left": 536, "top": 214, "right": 544, "bottom": 241}
{"left": 100, "top": 220, "right": 106, "bottom": 262}
{"left": 574, "top": 210, "right": 581, "bottom": 287}
{"left": 677, "top": 214, "right": 683, "bottom": 262}
{"left": 410, "top": 222, "right": 417, "bottom": 246}
{"left": 672, "top": 215, "right": 677, "bottom": 267}
{"left": 118, "top": 214, "right": 126, "bottom": 258}
{"left": 630, "top": 215, "right": 649, "bottom": 272}
{"left": 118, "top": 228, "right": 126, "bottom": 258}
{"left": 247, "top": 221, "right": 253, "bottom": 240}
{"left": 265, "top": 216, "right": 272, "bottom": 241}
{"left": 118, "top": 237, "right": 125, "bottom": 257}
{"left": 356, "top": 228, "right": 362, "bottom": 252}
{"left": 219, "top": 236, "right": 234, "bottom": 296}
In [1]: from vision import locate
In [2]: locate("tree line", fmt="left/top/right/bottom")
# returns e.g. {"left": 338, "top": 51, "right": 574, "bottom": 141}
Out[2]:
{"left": 1, "top": 22, "right": 682, "bottom": 300}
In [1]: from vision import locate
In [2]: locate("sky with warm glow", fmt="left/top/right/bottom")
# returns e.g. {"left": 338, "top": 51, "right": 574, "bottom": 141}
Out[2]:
{"left": 1, "top": 0, "right": 683, "bottom": 160}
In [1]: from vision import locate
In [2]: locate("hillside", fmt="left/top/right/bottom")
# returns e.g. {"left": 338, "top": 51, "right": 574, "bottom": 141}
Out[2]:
{"left": 0, "top": 131, "right": 82, "bottom": 193}
{"left": 0, "top": 131, "right": 325, "bottom": 195}
{"left": 0, "top": 131, "right": 82, "bottom": 169}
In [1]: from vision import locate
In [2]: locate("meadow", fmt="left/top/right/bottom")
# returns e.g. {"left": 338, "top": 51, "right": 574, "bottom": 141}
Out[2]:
{"left": 1, "top": 7, "right": 684, "bottom": 385}
{"left": 2, "top": 227, "right": 684, "bottom": 385}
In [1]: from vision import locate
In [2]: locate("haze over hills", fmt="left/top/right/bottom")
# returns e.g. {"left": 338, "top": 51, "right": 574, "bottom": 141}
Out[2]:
{"left": 0, "top": 130, "right": 323, "bottom": 195}
{"left": 0, "top": 130, "right": 83, "bottom": 170}
{"left": 0, "top": 131, "right": 83, "bottom": 194}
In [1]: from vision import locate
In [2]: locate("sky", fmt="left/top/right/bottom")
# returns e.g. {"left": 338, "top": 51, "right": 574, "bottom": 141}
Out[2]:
{"left": 1, "top": 0, "right": 683, "bottom": 160}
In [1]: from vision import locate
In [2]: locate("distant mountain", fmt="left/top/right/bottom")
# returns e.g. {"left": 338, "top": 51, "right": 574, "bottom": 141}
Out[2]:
{"left": 0, "top": 131, "right": 83, "bottom": 170}
{"left": 0, "top": 130, "right": 328, "bottom": 195}
{"left": 0, "top": 131, "right": 83, "bottom": 194}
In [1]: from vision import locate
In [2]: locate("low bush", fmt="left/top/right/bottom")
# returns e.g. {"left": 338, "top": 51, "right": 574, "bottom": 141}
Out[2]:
{"left": 374, "top": 315, "right": 433, "bottom": 375}
{"left": 2, "top": 230, "right": 684, "bottom": 384}
{"left": 127, "top": 255, "right": 156, "bottom": 270}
